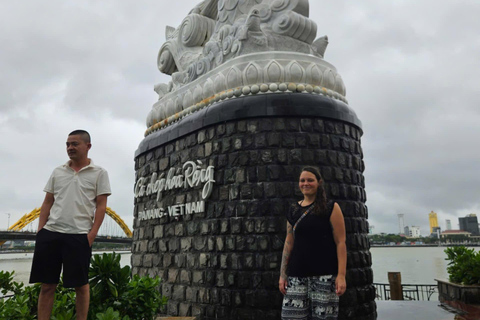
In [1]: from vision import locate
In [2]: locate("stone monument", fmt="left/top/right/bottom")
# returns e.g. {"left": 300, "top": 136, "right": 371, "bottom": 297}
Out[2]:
{"left": 133, "top": 0, "right": 376, "bottom": 319}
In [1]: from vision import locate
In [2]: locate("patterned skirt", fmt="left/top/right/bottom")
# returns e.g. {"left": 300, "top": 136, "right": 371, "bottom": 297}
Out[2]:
{"left": 281, "top": 275, "right": 339, "bottom": 320}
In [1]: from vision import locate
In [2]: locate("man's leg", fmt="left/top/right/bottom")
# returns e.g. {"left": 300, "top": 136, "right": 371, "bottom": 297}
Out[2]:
{"left": 38, "top": 283, "right": 57, "bottom": 320}
{"left": 75, "top": 284, "right": 90, "bottom": 320}
{"left": 62, "top": 233, "right": 92, "bottom": 319}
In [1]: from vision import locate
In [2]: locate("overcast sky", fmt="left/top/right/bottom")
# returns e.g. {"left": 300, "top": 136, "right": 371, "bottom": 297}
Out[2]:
{"left": 1, "top": 0, "right": 479, "bottom": 236}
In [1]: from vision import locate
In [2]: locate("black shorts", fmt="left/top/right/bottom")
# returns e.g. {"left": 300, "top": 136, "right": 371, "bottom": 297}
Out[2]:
{"left": 29, "top": 228, "right": 92, "bottom": 288}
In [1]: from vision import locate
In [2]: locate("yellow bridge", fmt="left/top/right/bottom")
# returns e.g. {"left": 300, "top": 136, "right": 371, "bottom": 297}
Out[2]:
{"left": 0, "top": 207, "right": 132, "bottom": 246}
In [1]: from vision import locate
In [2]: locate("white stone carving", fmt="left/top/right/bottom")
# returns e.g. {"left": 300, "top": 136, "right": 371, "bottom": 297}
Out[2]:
{"left": 146, "top": 0, "right": 348, "bottom": 136}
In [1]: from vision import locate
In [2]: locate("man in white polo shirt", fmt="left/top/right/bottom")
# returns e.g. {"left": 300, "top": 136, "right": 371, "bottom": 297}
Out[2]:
{"left": 29, "top": 130, "right": 111, "bottom": 320}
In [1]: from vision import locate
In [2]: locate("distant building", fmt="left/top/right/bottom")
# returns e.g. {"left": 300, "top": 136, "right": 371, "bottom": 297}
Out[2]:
{"left": 441, "top": 230, "right": 471, "bottom": 241}
{"left": 398, "top": 214, "right": 405, "bottom": 235}
{"left": 430, "top": 226, "right": 441, "bottom": 238}
{"left": 446, "top": 219, "right": 452, "bottom": 230}
{"left": 410, "top": 226, "right": 421, "bottom": 238}
{"left": 429, "top": 211, "right": 439, "bottom": 234}
{"left": 369, "top": 225, "right": 375, "bottom": 234}
{"left": 459, "top": 214, "right": 479, "bottom": 236}
{"left": 404, "top": 226, "right": 421, "bottom": 238}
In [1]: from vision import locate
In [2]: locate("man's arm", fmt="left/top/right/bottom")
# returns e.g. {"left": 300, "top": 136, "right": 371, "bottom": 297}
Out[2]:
{"left": 87, "top": 194, "right": 108, "bottom": 246}
{"left": 37, "top": 193, "right": 55, "bottom": 231}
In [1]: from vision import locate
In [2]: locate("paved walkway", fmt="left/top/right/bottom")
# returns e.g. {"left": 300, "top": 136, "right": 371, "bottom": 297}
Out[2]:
{"left": 376, "top": 301, "right": 479, "bottom": 320}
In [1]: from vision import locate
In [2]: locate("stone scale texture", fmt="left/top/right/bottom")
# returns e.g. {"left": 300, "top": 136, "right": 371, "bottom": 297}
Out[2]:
{"left": 133, "top": 109, "right": 376, "bottom": 319}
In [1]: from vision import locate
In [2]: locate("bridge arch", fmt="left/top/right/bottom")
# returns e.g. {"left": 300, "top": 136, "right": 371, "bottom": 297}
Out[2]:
{"left": 7, "top": 207, "right": 132, "bottom": 237}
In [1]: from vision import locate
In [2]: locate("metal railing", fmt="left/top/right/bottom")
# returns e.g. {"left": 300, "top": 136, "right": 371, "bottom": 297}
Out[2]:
{"left": 374, "top": 283, "right": 438, "bottom": 301}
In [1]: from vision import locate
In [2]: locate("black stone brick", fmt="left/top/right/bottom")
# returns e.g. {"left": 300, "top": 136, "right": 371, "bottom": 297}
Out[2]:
{"left": 325, "top": 121, "right": 335, "bottom": 133}
{"left": 267, "top": 165, "right": 283, "bottom": 180}
{"left": 231, "top": 253, "right": 243, "bottom": 269}
{"left": 226, "top": 123, "right": 236, "bottom": 136}
{"left": 295, "top": 133, "right": 307, "bottom": 147}
{"left": 226, "top": 236, "right": 235, "bottom": 251}
{"left": 321, "top": 135, "right": 330, "bottom": 149}
{"left": 261, "top": 150, "right": 273, "bottom": 163}
{"left": 282, "top": 133, "right": 295, "bottom": 147}
{"left": 286, "top": 118, "right": 299, "bottom": 131}
{"left": 229, "top": 185, "right": 239, "bottom": 200}
{"left": 254, "top": 219, "right": 266, "bottom": 235}
{"left": 221, "top": 289, "right": 231, "bottom": 306}
{"left": 147, "top": 240, "right": 158, "bottom": 253}
{"left": 176, "top": 254, "right": 186, "bottom": 268}
{"left": 335, "top": 168, "right": 344, "bottom": 182}
{"left": 243, "top": 135, "right": 254, "bottom": 149}
{"left": 236, "top": 202, "right": 247, "bottom": 217}
{"left": 277, "top": 149, "right": 288, "bottom": 163}
{"left": 259, "top": 119, "right": 273, "bottom": 131}
{"left": 185, "top": 134, "right": 196, "bottom": 147}
{"left": 193, "top": 237, "right": 207, "bottom": 251}
{"left": 217, "top": 124, "right": 226, "bottom": 136}
{"left": 289, "top": 149, "right": 302, "bottom": 164}
{"left": 168, "top": 238, "right": 180, "bottom": 253}
{"left": 257, "top": 166, "right": 267, "bottom": 181}
{"left": 220, "top": 220, "right": 229, "bottom": 234}
{"left": 237, "top": 120, "right": 247, "bottom": 132}
{"left": 231, "top": 218, "right": 243, "bottom": 234}
{"left": 302, "top": 149, "right": 314, "bottom": 163}
{"left": 300, "top": 118, "right": 313, "bottom": 132}
{"left": 192, "top": 305, "right": 205, "bottom": 318}
{"left": 224, "top": 202, "right": 236, "bottom": 217}
{"left": 253, "top": 183, "right": 264, "bottom": 199}
{"left": 247, "top": 120, "right": 258, "bottom": 133}
{"left": 274, "top": 118, "right": 286, "bottom": 131}
{"left": 315, "top": 150, "right": 329, "bottom": 165}
{"left": 267, "top": 132, "right": 280, "bottom": 147}
{"left": 238, "top": 272, "right": 251, "bottom": 289}
{"left": 235, "top": 236, "right": 246, "bottom": 251}
{"left": 264, "top": 182, "right": 276, "bottom": 198}
{"left": 255, "top": 133, "right": 267, "bottom": 148}
{"left": 328, "top": 150, "right": 338, "bottom": 165}
{"left": 247, "top": 167, "right": 257, "bottom": 182}
{"left": 222, "top": 137, "right": 232, "bottom": 153}
{"left": 219, "top": 186, "right": 229, "bottom": 201}
{"left": 240, "top": 184, "right": 253, "bottom": 199}
{"left": 307, "top": 134, "right": 320, "bottom": 147}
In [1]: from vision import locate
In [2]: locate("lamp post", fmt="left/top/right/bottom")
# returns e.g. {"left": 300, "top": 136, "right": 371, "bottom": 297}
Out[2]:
{"left": 4, "top": 213, "right": 10, "bottom": 231}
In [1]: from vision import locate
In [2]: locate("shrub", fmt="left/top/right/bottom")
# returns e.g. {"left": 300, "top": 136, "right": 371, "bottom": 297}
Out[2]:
{"left": 0, "top": 253, "right": 167, "bottom": 320}
{"left": 444, "top": 246, "right": 480, "bottom": 285}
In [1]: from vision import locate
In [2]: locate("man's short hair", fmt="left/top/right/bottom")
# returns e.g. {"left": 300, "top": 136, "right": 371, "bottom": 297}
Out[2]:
{"left": 69, "top": 130, "right": 91, "bottom": 144}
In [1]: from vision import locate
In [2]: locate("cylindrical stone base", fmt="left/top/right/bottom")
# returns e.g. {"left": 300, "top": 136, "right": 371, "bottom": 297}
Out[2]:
{"left": 132, "top": 93, "right": 376, "bottom": 320}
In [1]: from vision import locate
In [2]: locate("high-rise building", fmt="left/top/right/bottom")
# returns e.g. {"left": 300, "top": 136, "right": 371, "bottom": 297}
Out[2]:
{"left": 398, "top": 214, "right": 405, "bottom": 235}
{"left": 459, "top": 214, "right": 479, "bottom": 236}
{"left": 404, "top": 226, "right": 421, "bottom": 238}
{"left": 429, "top": 211, "right": 439, "bottom": 234}
{"left": 446, "top": 219, "right": 452, "bottom": 230}
{"left": 409, "top": 226, "right": 421, "bottom": 238}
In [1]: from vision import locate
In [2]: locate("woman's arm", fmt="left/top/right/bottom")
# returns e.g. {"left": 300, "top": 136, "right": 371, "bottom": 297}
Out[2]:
{"left": 279, "top": 222, "right": 294, "bottom": 295}
{"left": 331, "top": 202, "right": 347, "bottom": 296}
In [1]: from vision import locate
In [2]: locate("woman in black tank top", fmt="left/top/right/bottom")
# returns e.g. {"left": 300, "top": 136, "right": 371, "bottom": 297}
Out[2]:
{"left": 279, "top": 167, "right": 347, "bottom": 320}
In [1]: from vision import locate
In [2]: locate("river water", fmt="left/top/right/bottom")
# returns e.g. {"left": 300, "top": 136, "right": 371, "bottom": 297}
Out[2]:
{"left": 1, "top": 247, "right": 479, "bottom": 285}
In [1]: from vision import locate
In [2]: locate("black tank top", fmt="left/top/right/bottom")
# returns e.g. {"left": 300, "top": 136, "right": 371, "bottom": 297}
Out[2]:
{"left": 286, "top": 201, "right": 338, "bottom": 277}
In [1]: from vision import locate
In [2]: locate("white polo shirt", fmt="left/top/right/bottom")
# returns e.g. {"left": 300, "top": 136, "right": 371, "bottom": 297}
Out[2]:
{"left": 43, "top": 159, "right": 111, "bottom": 234}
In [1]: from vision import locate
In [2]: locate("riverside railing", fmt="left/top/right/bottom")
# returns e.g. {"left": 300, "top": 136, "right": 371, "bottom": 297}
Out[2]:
{"left": 374, "top": 283, "right": 438, "bottom": 301}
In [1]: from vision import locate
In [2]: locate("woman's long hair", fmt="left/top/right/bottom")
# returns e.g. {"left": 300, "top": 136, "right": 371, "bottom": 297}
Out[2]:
{"left": 301, "top": 166, "right": 328, "bottom": 215}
